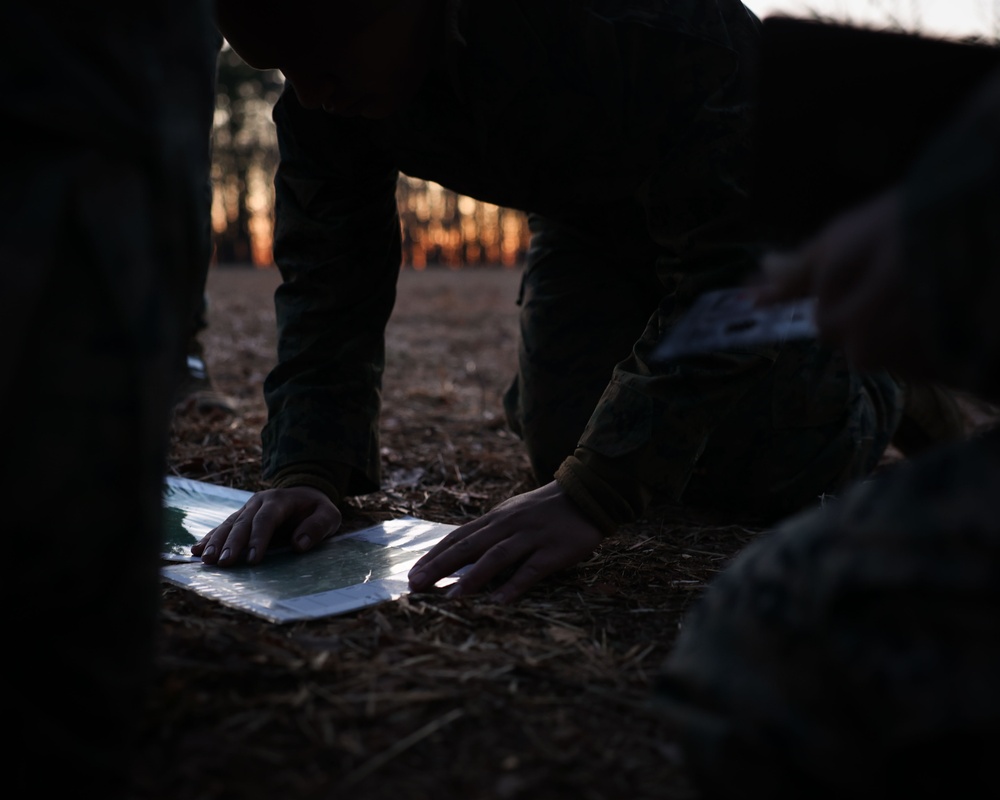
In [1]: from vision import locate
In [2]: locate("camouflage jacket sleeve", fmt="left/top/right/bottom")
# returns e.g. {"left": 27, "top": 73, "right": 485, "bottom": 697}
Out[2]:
{"left": 261, "top": 88, "right": 401, "bottom": 501}
{"left": 555, "top": 2, "right": 766, "bottom": 530}
{"left": 899, "top": 65, "right": 1000, "bottom": 401}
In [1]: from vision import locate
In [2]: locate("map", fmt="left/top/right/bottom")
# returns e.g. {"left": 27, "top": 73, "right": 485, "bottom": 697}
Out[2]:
{"left": 160, "top": 476, "right": 458, "bottom": 622}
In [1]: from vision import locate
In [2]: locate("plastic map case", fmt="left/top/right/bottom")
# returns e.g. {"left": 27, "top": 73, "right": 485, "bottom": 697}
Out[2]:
{"left": 160, "top": 476, "right": 458, "bottom": 623}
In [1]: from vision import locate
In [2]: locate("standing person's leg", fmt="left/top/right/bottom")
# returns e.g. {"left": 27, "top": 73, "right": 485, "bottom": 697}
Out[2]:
{"left": 0, "top": 3, "right": 215, "bottom": 796}
{"left": 657, "top": 428, "right": 1000, "bottom": 799}
{"left": 174, "top": 30, "right": 238, "bottom": 417}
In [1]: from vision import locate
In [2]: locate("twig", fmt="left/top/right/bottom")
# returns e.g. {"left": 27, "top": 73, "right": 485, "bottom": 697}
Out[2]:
{"left": 341, "top": 707, "right": 465, "bottom": 786}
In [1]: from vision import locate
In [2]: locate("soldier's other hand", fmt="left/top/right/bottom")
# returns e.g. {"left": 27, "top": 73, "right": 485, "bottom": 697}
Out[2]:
{"left": 191, "top": 486, "right": 342, "bottom": 566}
{"left": 754, "top": 248, "right": 813, "bottom": 303}
{"left": 406, "top": 481, "right": 603, "bottom": 604}
{"left": 755, "top": 188, "right": 924, "bottom": 373}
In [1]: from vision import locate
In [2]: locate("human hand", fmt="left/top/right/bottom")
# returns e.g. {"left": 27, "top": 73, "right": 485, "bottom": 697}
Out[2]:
{"left": 755, "top": 188, "right": 927, "bottom": 373}
{"left": 407, "top": 481, "right": 604, "bottom": 604}
{"left": 190, "top": 486, "right": 342, "bottom": 567}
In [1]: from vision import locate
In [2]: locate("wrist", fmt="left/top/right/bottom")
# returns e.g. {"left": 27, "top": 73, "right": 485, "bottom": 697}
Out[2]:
{"left": 269, "top": 463, "right": 349, "bottom": 505}
{"left": 554, "top": 458, "right": 624, "bottom": 536}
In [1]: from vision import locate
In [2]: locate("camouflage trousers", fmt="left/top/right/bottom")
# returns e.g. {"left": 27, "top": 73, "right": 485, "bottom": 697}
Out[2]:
{"left": 656, "top": 426, "right": 1000, "bottom": 799}
{"left": 503, "top": 212, "right": 901, "bottom": 519}
{"left": 1, "top": 2, "right": 216, "bottom": 796}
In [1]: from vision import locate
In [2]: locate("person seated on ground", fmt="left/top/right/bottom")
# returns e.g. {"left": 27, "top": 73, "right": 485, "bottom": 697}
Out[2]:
{"left": 194, "top": 0, "right": 952, "bottom": 602}
{"left": 656, "top": 60, "right": 1000, "bottom": 800}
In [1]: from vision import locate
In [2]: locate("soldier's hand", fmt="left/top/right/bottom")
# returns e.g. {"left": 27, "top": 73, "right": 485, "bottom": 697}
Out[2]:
{"left": 191, "top": 486, "right": 342, "bottom": 566}
{"left": 756, "top": 188, "right": 926, "bottom": 373}
{"left": 407, "top": 481, "right": 603, "bottom": 604}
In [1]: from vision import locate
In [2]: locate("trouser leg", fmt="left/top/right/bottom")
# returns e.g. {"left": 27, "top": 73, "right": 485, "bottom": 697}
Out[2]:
{"left": 180, "top": 31, "right": 222, "bottom": 381}
{"left": 503, "top": 213, "right": 662, "bottom": 483}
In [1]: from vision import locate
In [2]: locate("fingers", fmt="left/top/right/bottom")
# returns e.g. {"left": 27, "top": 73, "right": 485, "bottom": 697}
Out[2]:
{"left": 479, "top": 553, "right": 553, "bottom": 605}
{"left": 407, "top": 518, "right": 491, "bottom": 591}
{"left": 191, "top": 495, "right": 265, "bottom": 565}
{"left": 288, "top": 503, "right": 341, "bottom": 553}
{"left": 757, "top": 188, "right": 896, "bottom": 311}
{"left": 444, "top": 529, "right": 538, "bottom": 599}
{"left": 408, "top": 482, "right": 604, "bottom": 604}
{"left": 408, "top": 520, "right": 549, "bottom": 602}
{"left": 487, "top": 519, "right": 603, "bottom": 604}
{"left": 190, "top": 487, "right": 341, "bottom": 567}
{"left": 755, "top": 249, "right": 813, "bottom": 304}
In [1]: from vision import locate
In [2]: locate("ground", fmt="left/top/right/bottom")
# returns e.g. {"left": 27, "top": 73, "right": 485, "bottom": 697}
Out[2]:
{"left": 130, "top": 264, "right": 992, "bottom": 800}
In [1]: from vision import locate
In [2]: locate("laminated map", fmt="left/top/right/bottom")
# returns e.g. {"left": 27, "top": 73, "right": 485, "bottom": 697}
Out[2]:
{"left": 160, "top": 476, "right": 458, "bottom": 623}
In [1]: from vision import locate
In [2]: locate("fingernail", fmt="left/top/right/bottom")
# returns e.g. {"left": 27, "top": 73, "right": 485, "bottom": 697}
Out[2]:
{"left": 220, "top": 548, "right": 231, "bottom": 562}
{"left": 203, "top": 545, "right": 216, "bottom": 559}
{"left": 409, "top": 570, "right": 425, "bottom": 586}
{"left": 247, "top": 547, "right": 256, "bottom": 562}
{"left": 446, "top": 584, "right": 462, "bottom": 599}
{"left": 295, "top": 534, "right": 311, "bottom": 549}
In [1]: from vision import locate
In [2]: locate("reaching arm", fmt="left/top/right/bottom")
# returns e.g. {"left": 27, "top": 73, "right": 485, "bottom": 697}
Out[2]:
{"left": 194, "top": 88, "right": 402, "bottom": 566}
{"left": 262, "top": 87, "right": 402, "bottom": 500}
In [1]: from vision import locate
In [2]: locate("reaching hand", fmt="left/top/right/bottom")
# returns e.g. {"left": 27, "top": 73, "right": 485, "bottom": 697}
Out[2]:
{"left": 407, "top": 481, "right": 604, "bottom": 604}
{"left": 191, "top": 486, "right": 342, "bottom": 566}
{"left": 756, "top": 188, "right": 929, "bottom": 375}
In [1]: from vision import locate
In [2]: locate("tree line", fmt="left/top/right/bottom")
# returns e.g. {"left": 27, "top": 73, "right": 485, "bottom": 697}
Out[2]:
{"left": 210, "top": 46, "right": 529, "bottom": 268}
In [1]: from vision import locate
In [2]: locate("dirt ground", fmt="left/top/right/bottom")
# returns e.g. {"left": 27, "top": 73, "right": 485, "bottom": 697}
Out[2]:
{"left": 133, "top": 264, "right": 991, "bottom": 800}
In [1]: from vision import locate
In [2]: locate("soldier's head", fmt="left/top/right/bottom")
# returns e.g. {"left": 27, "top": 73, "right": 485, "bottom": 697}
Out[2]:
{"left": 214, "top": 0, "right": 445, "bottom": 119}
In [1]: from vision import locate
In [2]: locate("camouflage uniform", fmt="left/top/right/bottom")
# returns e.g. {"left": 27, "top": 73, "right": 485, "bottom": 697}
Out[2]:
{"left": 657, "top": 67, "right": 1000, "bottom": 799}
{"left": 263, "top": 0, "right": 901, "bottom": 528}
{"left": 0, "top": 2, "right": 216, "bottom": 796}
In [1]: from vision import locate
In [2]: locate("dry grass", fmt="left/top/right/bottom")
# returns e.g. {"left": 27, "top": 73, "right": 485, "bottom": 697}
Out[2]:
{"left": 134, "top": 264, "right": 873, "bottom": 799}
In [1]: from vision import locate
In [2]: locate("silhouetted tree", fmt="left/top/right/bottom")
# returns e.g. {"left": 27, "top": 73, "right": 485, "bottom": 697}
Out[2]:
{"left": 211, "top": 44, "right": 282, "bottom": 265}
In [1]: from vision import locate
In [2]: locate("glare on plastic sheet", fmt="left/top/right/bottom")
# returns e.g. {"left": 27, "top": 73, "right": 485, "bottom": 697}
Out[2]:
{"left": 161, "top": 477, "right": 459, "bottom": 623}
{"left": 161, "top": 476, "right": 255, "bottom": 561}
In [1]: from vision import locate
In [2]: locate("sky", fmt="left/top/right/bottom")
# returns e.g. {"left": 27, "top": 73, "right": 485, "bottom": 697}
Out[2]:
{"left": 745, "top": 0, "right": 999, "bottom": 39}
